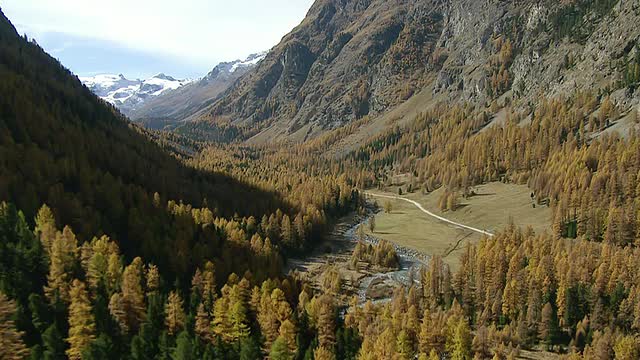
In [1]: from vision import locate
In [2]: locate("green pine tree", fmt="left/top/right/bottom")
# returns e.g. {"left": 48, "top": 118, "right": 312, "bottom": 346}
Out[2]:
{"left": 270, "top": 336, "right": 294, "bottom": 360}
{"left": 172, "top": 331, "right": 194, "bottom": 360}
{"left": 239, "top": 335, "right": 262, "bottom": 360}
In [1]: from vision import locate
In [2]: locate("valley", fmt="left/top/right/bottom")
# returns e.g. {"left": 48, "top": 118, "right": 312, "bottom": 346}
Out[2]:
{"left": 287, "top": 200, "right": 563, "bottom": 360}
{"left": 2, "top": 1, "right": 640, "bottom": 360}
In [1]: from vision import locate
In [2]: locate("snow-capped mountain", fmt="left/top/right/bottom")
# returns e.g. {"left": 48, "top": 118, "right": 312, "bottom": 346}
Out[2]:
{"left": 80, "top": 73, "right": 192, "bottom": 115}
{"left": 199, "top": 51, "right": 267, "bottom": 84}
{"left": 231, "top": 52, "right": 266, "bottom": 72}
{"left": 128, "top": 52, "right": 267, "bottom": 128}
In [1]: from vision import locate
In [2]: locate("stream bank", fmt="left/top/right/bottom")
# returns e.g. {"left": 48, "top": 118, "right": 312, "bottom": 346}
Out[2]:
{"left": 286, "top": 208, "right": 430, "bottom": 306}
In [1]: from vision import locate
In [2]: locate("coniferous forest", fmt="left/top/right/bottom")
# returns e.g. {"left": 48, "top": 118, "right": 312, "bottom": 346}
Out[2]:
{"left": 2, "top": 1, "right": 640, "bottom": 360}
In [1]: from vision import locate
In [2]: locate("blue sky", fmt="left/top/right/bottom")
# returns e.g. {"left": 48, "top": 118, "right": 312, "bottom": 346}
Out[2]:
{"left": 2, "top": 0, "right": 315, "bottom": 79}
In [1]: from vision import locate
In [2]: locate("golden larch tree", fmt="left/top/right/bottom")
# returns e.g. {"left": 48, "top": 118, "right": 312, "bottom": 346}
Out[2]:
{"left": 278, "top": 319, "right": 297, "bottom": 355}
{"left": 165, "top": 291, "right": 185, "bottom": 336}
{"left": 212, "top": 291, "right": 231, "bottom": 341}
{"left": 109, "top": 257, "right": 145, "bottom": 333}
{"left": 146, "top": 264, "right": 160, "bottom": 296}
{"left": 34, "top": 204, "right": 56, "bottom": 257}
{"left": 0, "top": 292, "right": 29, "bottom": 359}
{"left": 66, "top": 280, "right": 96, "bottom": 360}
{"left": 316, "top": 295, "right": 336, "bottom": 349}
{"left": 314, "top": 345, "right": 336, "bottom": 360}
{"left": 45, "top": 226, "right": 78, "bottom": 303}
{"left": 195, "top": 302, "right": 212, "bottom": 342}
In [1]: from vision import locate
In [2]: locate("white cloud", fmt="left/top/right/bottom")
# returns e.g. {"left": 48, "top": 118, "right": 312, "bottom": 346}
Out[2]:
{"left": 2, "top": 0, "right": 314, "bottom": 66}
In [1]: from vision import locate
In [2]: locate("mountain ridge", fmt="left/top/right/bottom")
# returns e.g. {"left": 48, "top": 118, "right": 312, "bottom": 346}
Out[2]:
{"left": 187, "top": 0, "right": 640, "bottom": 144}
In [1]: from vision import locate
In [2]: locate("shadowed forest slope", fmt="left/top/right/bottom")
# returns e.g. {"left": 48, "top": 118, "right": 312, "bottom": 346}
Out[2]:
{"left": 0, "top": 9, "right": 291, "bottom": 272}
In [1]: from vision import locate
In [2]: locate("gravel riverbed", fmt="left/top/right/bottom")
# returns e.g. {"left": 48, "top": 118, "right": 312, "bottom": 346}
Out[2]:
{"left": 287, "top": 208, "right": 430, "bottom": 305}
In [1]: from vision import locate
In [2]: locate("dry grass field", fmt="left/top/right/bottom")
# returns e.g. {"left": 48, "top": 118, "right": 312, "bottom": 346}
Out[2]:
{"left": 366, "top": 182, "right": 552, "bottom": 271}
{"left": 411, "top": 182, "right": 552, "bottom": 235}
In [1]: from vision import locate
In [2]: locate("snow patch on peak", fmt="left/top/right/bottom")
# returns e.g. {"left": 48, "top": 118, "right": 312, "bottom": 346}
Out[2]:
{"left": 202, "top": 51, "right": 267, "bottom": 83}
{"left": 81, "top": 50, "right": 265, "bottom": 117}
{"left": 230, "top": 51, "right": 267, "bottom": 73}
{"left": 81, "top": 73, "right": 192, "bottom": 115}
{"left": 152, "top": 73, "right": 177, "bottom": 81}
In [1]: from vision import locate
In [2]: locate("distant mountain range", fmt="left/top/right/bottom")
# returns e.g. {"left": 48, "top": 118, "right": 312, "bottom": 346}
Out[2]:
{"left": 80, "top": 52, "right": 267, "bottom": 128}
{"left": 128, "top": 52, "right": 267, "bottom": 129}
{"left": 80, "top": 73, "right": 192, "bottom": 115}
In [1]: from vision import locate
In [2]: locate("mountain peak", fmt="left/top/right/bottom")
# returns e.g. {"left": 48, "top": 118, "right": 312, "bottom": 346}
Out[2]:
{"left": 230, "top": 51, "right": 267, "bottom": 73}
{"left": 153, "top": 73, "right": 177, "bottom": 81}
{"left": 81, "top": 72, "right": 190, "bottom": 115}
{"left": 128, "top": 50, "right": 266, "bottom": 127}
{"left": 204, "top": 51, "right": 267, "bottom": 81}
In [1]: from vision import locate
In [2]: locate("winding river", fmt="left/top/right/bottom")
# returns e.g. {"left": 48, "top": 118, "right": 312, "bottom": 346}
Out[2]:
{"left": 287, "top": 209, "right": 430, "bottom": 304}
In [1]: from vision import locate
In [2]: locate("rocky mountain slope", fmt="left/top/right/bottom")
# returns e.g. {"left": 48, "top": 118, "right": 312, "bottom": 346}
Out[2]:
{"left": 129, "top": 52, "right": 266, "bottom": 129}
{"left": 80, "top": 73, "right": 191, "bottom": 115}
{"left": 188, "top": 0, "right": 640, "bottom": 143}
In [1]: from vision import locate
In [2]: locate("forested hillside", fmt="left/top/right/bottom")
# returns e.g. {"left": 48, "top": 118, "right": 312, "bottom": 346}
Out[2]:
{"left": 0, "top": 8, "right": 299, "bottom": 273}
{"left": 342, "top": 93, "right": 640, "bottom": 245}
{"left": 0, "top": 8, "right": 363, "bottom": 359}
{"left": 323, "top": 87, "right": 640, "bottom": 358}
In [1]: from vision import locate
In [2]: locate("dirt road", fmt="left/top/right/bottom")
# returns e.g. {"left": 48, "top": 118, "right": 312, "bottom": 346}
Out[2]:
{"left": 364, "top": 192, "right": 495, "bottom": 237}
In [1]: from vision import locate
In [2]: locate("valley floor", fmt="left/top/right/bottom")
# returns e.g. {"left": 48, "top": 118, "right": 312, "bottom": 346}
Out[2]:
{"left": 365, "top": 182, "right": 552, "bottom": 271}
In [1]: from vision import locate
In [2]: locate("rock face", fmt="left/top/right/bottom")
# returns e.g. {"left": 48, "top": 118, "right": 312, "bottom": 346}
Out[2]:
{"left": 80, "top": 73, "right": 191, "bottom": 116}
{"left": 190, "top": 0, "right": 640, "bottom": 143}
{"left": 129, "top": 52, "right": 266, "bottom": 130}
